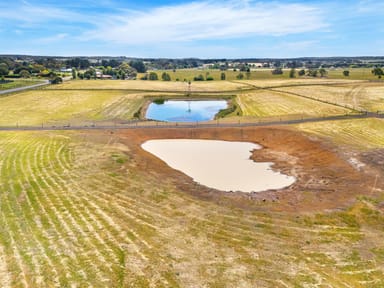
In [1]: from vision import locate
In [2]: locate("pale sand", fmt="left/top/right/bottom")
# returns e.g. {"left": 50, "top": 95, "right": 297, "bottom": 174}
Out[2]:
{"left": 141, "top": 139, "right": 296, "bottom": 193}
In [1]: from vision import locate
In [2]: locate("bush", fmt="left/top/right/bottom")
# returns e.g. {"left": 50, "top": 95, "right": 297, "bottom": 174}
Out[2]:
{"left": 50, "top": 76, "right": 63, "bottom": 84}
{"left": 236, "top": 73, "right": 244, "bottom": 80}
{"left": 161, "top": 72, "right": 171, "bottom": 81}
{"left": 271, "top": 68, "right": 283, "bottom": 75}
{"left": 148, "top": 72, "right": 158, "bottom": 80}
{"left": 206, "top": 76, "right": 214, "bottom": 81}
{"left": 193, "top": 74, "right": 204, "bottom": 81}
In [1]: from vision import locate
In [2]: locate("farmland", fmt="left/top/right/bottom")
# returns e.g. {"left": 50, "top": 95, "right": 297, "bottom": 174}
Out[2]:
{"left": 0, "top": 80, "right": 44, "bottom": 91}
{"left": 0, "top": 76, "right": 384, "bottom": 287}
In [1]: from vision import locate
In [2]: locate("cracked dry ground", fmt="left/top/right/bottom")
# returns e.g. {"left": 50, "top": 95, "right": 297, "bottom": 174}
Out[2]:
{"left": 0, "top": 126, "right": 383, "bottom": 287}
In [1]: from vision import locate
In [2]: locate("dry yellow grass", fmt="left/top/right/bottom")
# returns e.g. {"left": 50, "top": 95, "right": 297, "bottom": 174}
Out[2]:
{"left": 297, "top": 118, "right": 384, "bottom": 150}
{"left": 51, "top": 79, "right": 248, "bottom": 92}
{"left": 0, "top": 90, "right": 145, "bottom": 126}
{"left": 275, "top": 82, "right": 384, "bottom": 112}
{"left": 240, "top": 78, "right": 363, "bottom": 88}
{"left": 0, "top": 130, "right": 383, "bottom": 287}
{"left": 237, "top": 89, "right": 351, "bottom": 118}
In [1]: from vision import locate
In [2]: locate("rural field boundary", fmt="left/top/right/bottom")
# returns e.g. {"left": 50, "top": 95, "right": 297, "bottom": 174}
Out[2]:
{"left": 0, "top": 112, "right": 382, "bottom": 132}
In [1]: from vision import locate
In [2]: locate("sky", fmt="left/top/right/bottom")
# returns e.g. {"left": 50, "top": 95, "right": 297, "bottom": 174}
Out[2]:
{"left": 0, "top": 0, "right": 383, "bottom": 58}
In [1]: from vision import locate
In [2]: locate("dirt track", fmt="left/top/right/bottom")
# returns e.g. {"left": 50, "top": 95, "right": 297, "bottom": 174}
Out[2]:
{"left": 114, "top": 125, "right": 379, "bottom": 213}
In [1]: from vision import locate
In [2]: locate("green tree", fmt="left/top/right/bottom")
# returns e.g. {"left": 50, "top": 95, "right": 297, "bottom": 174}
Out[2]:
{"left": 130, "top": 60, "right": 146, "bottom": 73}
{"left": 19, "top": 69, "right": 31, "bottom": 78}
{"left": 236, "top": 73, "right": 244, "bottom": 80}
{"left": 193, "top": 74, "right": 204, "bottom": 81}
{"left": 72, "top": 68, "right": 77, "bottom": 79}
{"left": 298, "top": 69, "right": 306, "bottom": 76}
{"left": 161, "top": 72, "right": 171, "bottom": 81}
{"left": 319, "top": 68, "right": 327, "bottom": 77}
{"left": 0, "top": 63, "right": 9, "bottom": 76}
{"left": 148, "top": 72, "right": 158, "bottom": 80}
{"left": 220, "top": 72, "right": 226, "bottom": 80}
{"left": 307, "top": 69, "right": 318, "bottom": 77}
{"left": 50, "top": 76, "right": 63, "bottom": 84}
{"left": 271, "top": 68, "right": 283, "bottom": 75}
{"left": 343, "top": 70, "right": 350, "bottom": 77}
{"left": 372, "top": 67, "right": 384, "bottom": 79}
{"left": 289, "top": 68, "right": 296, "bottom": 78}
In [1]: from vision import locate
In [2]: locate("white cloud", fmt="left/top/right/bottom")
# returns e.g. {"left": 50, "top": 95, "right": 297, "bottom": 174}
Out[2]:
{"left": 38, "top": 33, "right": 69, "bottom": 43}
{"left": 84, "top": 1, "right": 328, "bottom": 44}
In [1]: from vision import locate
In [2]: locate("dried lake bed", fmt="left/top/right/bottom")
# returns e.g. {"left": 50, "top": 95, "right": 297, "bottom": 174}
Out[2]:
{"left": 141, "top": 139, "right": 296, "bottom": 192}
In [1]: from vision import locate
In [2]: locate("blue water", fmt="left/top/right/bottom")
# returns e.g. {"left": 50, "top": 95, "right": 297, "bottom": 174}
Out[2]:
{"left": 146, "top": 100, "right": 228, "bottom": 122}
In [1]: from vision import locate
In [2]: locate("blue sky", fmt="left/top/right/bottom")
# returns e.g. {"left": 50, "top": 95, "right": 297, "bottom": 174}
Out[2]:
{"left": 0, "top": 0, "right": 383, "bottom": 58}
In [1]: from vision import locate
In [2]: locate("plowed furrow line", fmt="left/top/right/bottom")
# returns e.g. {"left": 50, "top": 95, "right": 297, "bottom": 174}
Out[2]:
{"left": 0, "top": 139, "right": 29, "bottom": 287}
{"left": 53, "top": 146, "right": 174, "bottom": 285}
{"left": 47, "top": 143, "right": 139, "bottom": 260}
{"left": 47, "top": 139, "right": 169, "bottom": 284}
{"left": 38, "top": 141, "right": 116, "bottom": 280}
{"left": 17, "top": 140, "right": 64, "bottom": 286}
{"left": 53, "top": 153, "right": 156, "bottom": 256}
{"left": 0, "top": 245, "right": 11, "bottom": 288}
{"left": 84, "top": 180, "right": 164, "bottom": 232}
{"left": 56, "top": 142, "right": 72, "bottom": 171}
{"left": 89, "top": 177, "right": 304, "bottom": 249}
{"left": 30, "top": 139, "right": 108, "bottom": 282}
{"left": 87, "top": 177, "right": 171, "bottom": 222}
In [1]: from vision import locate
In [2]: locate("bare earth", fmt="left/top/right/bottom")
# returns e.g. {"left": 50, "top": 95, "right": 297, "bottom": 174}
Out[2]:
{"left": 116, "top": 126, "right": 380, "bottom": 213}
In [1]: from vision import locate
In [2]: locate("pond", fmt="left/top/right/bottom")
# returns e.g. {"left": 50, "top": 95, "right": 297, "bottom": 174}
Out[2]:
{"left": 145, "top": 100, "right": 228, "bottom": 122}
{"left": 141, "top": 139, "right": 296, "bottom": 193}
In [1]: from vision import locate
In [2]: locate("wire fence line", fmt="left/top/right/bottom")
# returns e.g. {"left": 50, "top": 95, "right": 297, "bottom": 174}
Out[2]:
{"left": 1, "top": 112, "right": 382, "bottom": 132}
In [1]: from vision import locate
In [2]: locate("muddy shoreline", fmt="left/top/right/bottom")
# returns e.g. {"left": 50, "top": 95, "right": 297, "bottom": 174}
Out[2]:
{"left": 111, "top": 126, "right": 378, "bottom": 213}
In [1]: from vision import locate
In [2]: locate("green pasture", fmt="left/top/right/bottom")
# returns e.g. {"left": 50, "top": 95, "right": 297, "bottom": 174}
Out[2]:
{"left": 0, "top": 79, "right": 44, "bottom": 90}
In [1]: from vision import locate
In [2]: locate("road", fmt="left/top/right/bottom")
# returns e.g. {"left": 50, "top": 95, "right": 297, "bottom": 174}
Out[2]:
{"left": 0, "top": 80, "right": 50, "bottom": 95}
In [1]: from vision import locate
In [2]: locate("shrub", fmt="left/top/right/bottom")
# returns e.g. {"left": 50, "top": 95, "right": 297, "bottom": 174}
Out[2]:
{"left": 193, "top": 74, "right": 204, "bottom": 81}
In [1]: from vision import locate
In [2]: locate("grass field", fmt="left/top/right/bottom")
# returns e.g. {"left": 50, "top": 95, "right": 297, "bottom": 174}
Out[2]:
{"left": 276, "top": 82, "right": 384, "bottom": 112}
{"left": 0, "top": 130, "right": 383, "bottom": 287}
{"left": 297, "top": 118, "right": 384, "bottom": 150}
{"left": 0, "top": 80, "right": 44, "bottom": 91}
{"left": 50, "top": 79, "right": 249, "bottom": 92}
{"left": 139, "top": 68, "right": 381, "bottom": 82}
{"left": 237, "top": 89, "right": 351, "bottom": 118}
{"left": 0, "top": 90, "right": 146, "bottom": 126}
{"left": 1, "top": 77, "right": 384, "bottom": 287}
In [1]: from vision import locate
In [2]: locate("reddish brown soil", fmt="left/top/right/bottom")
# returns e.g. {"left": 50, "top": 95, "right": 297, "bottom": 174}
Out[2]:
{"left": 108, "top": 126, "right": 378, "bottom": 213}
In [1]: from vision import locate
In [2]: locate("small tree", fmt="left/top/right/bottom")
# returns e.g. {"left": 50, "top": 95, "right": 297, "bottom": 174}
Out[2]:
{"left": 343, "top": 70, "right": 350, "bottom": 77}
{"left": 20, "top": 69, "right": 31, "bottom": 78}
{"left": 0, "top": 63, "right": 9, "bottom": 77}
{"left": 220, "top": 72, "right": 226, "bottom": 80}
{"left": 161, "top": 72, "right": 171, "bottom": 81}
{"left": 193, "top": 74, "right": 204, "bottom": 81}
{"left": 289, "top": 68, "right": 296, "bottom": 78}
{"left": 148, "top": 72, "right": 158, "bottom": 80}
{"left": 319, "top": 68, "right": 327, "bottom": 77}
{"left": 372, "top": 67, "right": 384, "bottom": 79}
{"left": 307, "top": 69, "right": 318, "bottom": 77}
{"left": 271, "top": 68, "right": 283, "bottom": 75}
{"left": 298, "top": 69, "right": 306, "bottom": 76}
{"left": 236, "top": 73, "right": 244, "bottom": 80}
{"left": 72, "top": 68, "right": 77, "bottom": 79}
{"left": 50, "top": 76, "right": 63, "bottom": 84}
